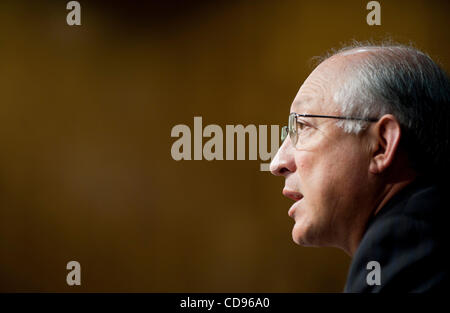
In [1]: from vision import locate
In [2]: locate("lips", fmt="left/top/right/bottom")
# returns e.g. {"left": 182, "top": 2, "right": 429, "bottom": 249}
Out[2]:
{"left": 282, "top": 189, "right": 303, "bottom": 218}
{"left": 288, "top": 199, "right": 303, "bottom": 218}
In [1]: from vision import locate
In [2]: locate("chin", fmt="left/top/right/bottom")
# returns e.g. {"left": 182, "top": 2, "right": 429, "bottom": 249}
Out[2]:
{"left": 292, "top": 222, "right": 314, "bottom": 246}
{"left": 291, "top": 220, "right": 326, "bottom": 247}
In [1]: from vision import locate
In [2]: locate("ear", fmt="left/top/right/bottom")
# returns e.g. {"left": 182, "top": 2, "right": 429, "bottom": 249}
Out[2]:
{"left": 368, "top": 114, "right": 402, "bottom": 174}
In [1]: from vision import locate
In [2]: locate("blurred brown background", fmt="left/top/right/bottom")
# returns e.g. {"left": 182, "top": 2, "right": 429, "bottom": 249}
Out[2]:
{"left": 0, "top": 0, "right": 448, "bottom": 292}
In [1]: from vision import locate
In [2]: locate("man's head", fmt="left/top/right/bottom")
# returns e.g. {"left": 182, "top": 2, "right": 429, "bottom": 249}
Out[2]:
{"left": 270, "top": 43, "right": 450, "bottom": 255}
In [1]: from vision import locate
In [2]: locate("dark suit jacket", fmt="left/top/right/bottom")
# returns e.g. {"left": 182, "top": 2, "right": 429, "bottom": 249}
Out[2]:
{"left": 344, "top": 178, "right": 449, "bottom": 292}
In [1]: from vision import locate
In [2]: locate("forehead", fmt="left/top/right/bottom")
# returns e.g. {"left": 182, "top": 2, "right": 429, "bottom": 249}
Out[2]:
{"left": 290, "top": 55, "right": 349, "bottom": 114}
{"left": 290, "top": 81, "right": 334, "bottom": 115}
{"left": 291, "top": 95, "right": 322, "bottom": 113}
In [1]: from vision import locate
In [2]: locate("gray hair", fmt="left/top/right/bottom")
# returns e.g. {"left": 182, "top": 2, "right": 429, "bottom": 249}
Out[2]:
{"left": 318, "top": 41, "right": 450, "bottom": 176}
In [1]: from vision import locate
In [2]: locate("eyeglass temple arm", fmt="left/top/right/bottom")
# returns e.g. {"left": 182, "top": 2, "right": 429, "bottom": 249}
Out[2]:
{"left": 294, "top": 113, "right": 379, "bottom": 122}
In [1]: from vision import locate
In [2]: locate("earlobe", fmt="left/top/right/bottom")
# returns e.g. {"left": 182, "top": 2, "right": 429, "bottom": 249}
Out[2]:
{"left": 368, "top": 115, "right": 402, "bottom": 174}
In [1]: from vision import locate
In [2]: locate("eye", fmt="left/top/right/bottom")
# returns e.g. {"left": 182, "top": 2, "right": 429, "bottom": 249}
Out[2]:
{"left": 296, "top": 120, "right": 308, "bottom": 130}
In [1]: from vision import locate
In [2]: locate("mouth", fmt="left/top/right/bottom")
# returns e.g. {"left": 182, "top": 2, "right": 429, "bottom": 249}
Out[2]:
{"left": 282, "top": 189, "right": 304, "bottom": 218}
{"left": 288, "top": 198, "right": 303, "bottom": 218}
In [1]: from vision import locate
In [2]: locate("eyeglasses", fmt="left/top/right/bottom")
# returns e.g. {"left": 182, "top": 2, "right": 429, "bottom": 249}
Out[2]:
{"left": 281, "top": 113, "right": 379, "bottom": 147}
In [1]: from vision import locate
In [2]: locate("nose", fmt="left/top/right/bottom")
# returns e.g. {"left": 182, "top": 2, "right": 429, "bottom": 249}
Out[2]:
{"left": 270, "top": 137, "right": 296, "bottom": 177}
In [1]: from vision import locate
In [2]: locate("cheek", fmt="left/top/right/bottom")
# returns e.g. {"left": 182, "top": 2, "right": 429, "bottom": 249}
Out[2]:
{"left": 292, "top": 145, "right": 357, "bottom": 210}
{"left": 291, "top": 149, "right": 350, "bottom": 245}
{"left": 293, "top": 150, "right": 335, "bottom": 194}
{"left": 296, "top": 141, "right": 369, "bottom": 211}
{"left": 293, "top": 153, "right": 332, "bottom": 218}
{"left": 293, "top": 151, "right": 313, "bottom": 178}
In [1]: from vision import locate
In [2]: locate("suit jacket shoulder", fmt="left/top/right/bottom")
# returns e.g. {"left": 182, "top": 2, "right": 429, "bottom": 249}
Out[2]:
{"left": 344, "top": 179, "right": 449, "bottom": 292}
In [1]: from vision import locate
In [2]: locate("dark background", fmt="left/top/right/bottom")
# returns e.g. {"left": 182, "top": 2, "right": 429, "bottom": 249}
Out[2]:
{"left": 0, "top": 0, "right": 448, "bottom": 292}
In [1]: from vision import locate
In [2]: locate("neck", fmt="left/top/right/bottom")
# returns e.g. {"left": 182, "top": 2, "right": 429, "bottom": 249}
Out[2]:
{"left": 346, "top": 172, "right": 417, "bottom": 256}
